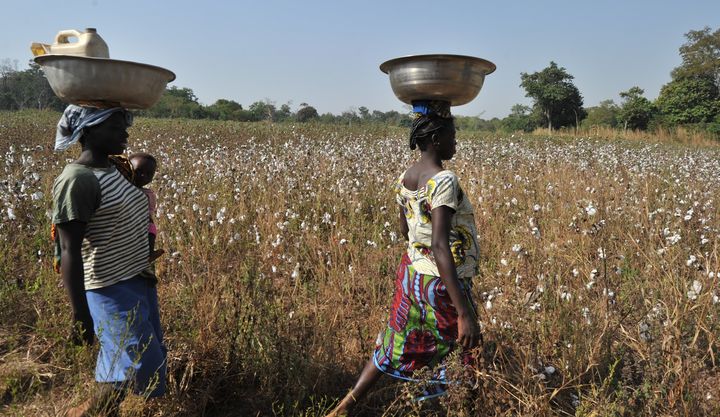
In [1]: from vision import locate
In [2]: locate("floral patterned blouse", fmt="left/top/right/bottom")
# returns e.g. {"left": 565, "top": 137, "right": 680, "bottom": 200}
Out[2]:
{"left": 395, "top": 169, "right": 479, "bottom": 280}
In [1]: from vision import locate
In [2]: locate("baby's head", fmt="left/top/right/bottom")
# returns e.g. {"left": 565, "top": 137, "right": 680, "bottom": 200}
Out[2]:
{"left": 129, "top": 152, "right": 157, "bottom": 187}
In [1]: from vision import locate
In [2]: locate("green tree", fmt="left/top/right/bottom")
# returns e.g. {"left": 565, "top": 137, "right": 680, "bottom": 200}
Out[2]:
{"left": 520, "top": 61, "right": 586, "bottom": 131}
{"left": 502, "top": 104, "right": 535, "bottom": 132}
{"left": 275, "top": 103, "right": 293, "bottom": 122}
{"left": 616, "top": 88, "right": 654, "bottom": 131}
{"left": 295, "top": 103, "right": 319, "bottom": 122}
{"left": 0, "top": 60, "right": 63, "bottom": 111}
{"left": 583, "top": 100, "right": 619, "bottom": 128}
{"left": 671, "top": 26, "right": 720, "bottom": 86}
{"left": 656, "top": 76, "right": 719, "bottom": 125}
{"left": 248, "top": 100, "right": 277, "bottom": 121}
{"left": 206, "top": 99, "right": 250, "bottom": 121}
{"left": 358, "top": 106, "right": 370, "bottom": 120}
{"left": 143, "top": 86, "right": 206, "bottom": 119}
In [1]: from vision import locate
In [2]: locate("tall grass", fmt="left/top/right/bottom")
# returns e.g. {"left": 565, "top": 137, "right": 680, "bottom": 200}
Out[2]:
{"left": 1, "top": 110, "right": 720, "bottom": 416}
{"left": 532, "top": 125, "right": 719, "bottom": 147}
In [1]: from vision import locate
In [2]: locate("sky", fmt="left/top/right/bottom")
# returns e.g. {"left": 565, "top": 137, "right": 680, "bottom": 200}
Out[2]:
{"left": 2, "top": 0, "right": 719, "bottom": 118}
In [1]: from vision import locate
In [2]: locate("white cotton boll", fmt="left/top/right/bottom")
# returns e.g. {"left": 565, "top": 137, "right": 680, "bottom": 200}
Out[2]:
{"left": 666, "top": 233, "right": 681, "bottom": 245}
{"left": 511, "top": 243, "right": 522, "bottom": 253}
{"left": 533, "top": 204, "right": 541, "bottom": 212}
{"left": 585, "top": 204, "right": 597, "bottom": 216}
{"left": 30, "top": 191, "right": 44, "bottom": 201}
{"left": 687, "top": 280, "right": 702, "bottom": 300}
{"left": 485, "top": 300, "right": 492, "bottom": 310}
{"left": 500, "top": 258, "right": 508, "bottom": 266}
{"left": 686, "top": 255, "right": 697, "bottom": 267}
{"left": 291, "top": 263, "right": 300, "bottom": 279}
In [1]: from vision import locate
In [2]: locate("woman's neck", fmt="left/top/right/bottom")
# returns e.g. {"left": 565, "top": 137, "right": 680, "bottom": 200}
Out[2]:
{"left": 75, "top": 149, "right": 110, "bottom": 168}
{"left": 419, "top": 150, "right": 443, "bottom": 169}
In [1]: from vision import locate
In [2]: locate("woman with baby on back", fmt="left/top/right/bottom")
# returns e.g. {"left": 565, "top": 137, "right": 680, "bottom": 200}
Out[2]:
{"left": 52, "top": 105, "right": 166, "bottom": 417}
{"left": 327, "top": 100, "right": 482, "bottom": 416}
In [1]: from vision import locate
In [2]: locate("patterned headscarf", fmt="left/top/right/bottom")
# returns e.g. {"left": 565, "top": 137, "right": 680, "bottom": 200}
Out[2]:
{"left": 411, "top": 100, "right": 452, "bottom": 119}
{"left": 55, "top": 105, "right": 133, "bottom": 151}
{"left": 409, "top": 100, "right": 453, "bottom": 150}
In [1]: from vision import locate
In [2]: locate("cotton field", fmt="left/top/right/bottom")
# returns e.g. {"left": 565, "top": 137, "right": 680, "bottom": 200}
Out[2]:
{"left": 1, "top": 111, "right": 719, "bottom": 416}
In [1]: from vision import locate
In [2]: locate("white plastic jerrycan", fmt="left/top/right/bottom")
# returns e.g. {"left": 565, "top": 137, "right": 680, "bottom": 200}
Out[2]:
{"left": 31, "top": 28, "right": 110, "bottom": 58}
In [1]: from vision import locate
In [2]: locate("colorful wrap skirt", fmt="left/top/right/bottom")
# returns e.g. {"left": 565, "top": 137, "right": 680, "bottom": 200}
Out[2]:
{"left": 373, "top": 253, "right": 475, "bottom": 397}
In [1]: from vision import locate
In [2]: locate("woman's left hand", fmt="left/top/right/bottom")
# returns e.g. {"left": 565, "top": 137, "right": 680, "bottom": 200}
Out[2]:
{"left": 457, "top": 312, "right": 482, "bottom": 349}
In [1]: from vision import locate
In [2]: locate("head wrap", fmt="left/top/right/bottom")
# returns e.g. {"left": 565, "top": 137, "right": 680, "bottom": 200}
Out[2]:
{"left": 411, "top": 100, "right": 452, "bottom": 119}
{"left": 409, "top": 100, "right": 453, "bottom": 150}
{"left": 55, "top": 105, "right": 133, "bottom": 151}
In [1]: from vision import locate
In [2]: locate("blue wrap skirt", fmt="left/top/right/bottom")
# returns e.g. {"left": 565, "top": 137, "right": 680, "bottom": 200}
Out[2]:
{"left": 86, "top": 276, "right": 167, "bottom": 397}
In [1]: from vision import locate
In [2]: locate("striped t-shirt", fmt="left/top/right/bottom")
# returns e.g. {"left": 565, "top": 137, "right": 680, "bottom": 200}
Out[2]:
{"left": 52, "top": 163, "right": 149, "bottom": 290}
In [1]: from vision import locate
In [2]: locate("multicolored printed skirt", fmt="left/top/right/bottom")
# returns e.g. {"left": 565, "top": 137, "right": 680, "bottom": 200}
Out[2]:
{"left": 373, "top": 253, "right": 475, "bottom": 399}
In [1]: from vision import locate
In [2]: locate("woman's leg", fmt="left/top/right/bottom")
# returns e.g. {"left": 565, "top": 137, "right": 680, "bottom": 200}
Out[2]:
{"left": 65, "top": 383, "right": 126, "bottom": 417}
{"left": 87, "top": 278, "right": 167, "bottom": 399}
{"left": 326, "top": 358, "right": 383, "bottom": 417}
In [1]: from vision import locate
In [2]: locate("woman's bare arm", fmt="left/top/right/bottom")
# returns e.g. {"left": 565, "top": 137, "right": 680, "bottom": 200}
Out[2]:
{"left": 398, "top": 207, "right": 409, "bottom": 240}
{"left": 431, "top": 205, "right": 481, "bottom": 349}
{"left": 57, "top": 220, "right": 94, "bottom": 345}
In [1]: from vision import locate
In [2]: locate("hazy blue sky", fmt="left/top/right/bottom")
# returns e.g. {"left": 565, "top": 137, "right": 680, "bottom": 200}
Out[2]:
{"left": 3, "top": 0, "right": 718, "bottom": 118}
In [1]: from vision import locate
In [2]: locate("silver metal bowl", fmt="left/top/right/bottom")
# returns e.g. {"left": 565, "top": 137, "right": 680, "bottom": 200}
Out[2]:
{"left": 380, "top": 54, "right": 496, "bottom": 106}
{"left": 34, "top": 55, "right": 176, "bottom": 109}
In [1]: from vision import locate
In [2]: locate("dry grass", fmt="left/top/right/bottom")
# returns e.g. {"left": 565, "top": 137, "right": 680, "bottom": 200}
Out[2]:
{"left": 532, "top": 125, "right": 719, "bottom": 147}
{"left": 1, "top": 110, "right": 720, "bottom": 416}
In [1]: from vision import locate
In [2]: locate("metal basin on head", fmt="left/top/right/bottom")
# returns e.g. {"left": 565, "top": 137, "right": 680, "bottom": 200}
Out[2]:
{"left": 35, "top": 55, "right": 176, "bottom": 109}
{"left": 380, "top": 54, "right": 496, "bottom": 106}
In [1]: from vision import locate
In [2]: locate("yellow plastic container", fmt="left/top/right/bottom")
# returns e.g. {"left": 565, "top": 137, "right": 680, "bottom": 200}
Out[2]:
{"left": 31, "top": 28, "right": 109, "bottom": 58}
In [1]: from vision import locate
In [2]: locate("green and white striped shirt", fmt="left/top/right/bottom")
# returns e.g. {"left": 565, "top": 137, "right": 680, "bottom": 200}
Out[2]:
{"left": 53, "top": 163, "right": 149, "bottom": 290}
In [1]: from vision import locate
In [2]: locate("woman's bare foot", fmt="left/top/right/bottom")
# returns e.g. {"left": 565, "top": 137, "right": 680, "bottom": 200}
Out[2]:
{"left": 65, "top": 399, "right": 91, "bottom": 417}
{"left": 325, "top": 393, "right": 353, "bottom": 417}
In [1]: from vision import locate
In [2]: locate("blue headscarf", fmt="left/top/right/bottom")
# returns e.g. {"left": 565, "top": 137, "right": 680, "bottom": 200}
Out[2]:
{"left": 55, "top": 105, "right": 133, "bottom": 151}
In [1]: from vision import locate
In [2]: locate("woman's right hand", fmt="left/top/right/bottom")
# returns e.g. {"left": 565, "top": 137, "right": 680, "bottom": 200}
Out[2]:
{"left": 71, "top": 312, "right": 95, "bottom": 346}
{"left": 457, "top": 312, "right": 482, "bottom": 350}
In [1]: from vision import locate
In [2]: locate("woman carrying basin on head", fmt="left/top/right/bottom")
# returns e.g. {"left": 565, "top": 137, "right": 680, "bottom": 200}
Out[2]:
{"left": 327, "top": 100, "right": 482, "bottom": 416}
{"left": 52, "top": 105, "right": 166, "bottom": 417}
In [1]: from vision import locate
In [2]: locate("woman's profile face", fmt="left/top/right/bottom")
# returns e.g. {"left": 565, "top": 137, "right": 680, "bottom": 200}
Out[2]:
{"left": 435, "top": 123, "right": 457, "bottom": 160}
{"left": 85, "top": 112, "right": 129, "bottom": 155}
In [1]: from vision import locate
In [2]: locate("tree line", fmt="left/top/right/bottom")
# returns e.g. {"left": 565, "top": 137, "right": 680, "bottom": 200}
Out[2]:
{"left": 1, "top": 27, "right": 719, "bottom": 135}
